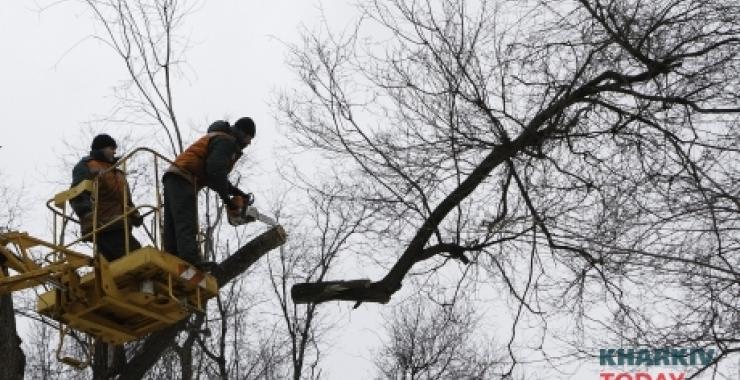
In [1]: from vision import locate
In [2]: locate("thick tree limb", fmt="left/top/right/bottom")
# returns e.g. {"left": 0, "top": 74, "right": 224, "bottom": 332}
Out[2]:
{"left": 118, "top": 226, "right": 287, "bottom": 380}
{"left": 291, "top": 243, "right": 476, "bottom": 305}
{"left": 292, "top": 279, "right": 390, "bottom": 305}
{"left": 215, "top": 226, "right": 288, "bottom": 286}
{"left": 116, "top": 320, "right": 186, "bottom": 380}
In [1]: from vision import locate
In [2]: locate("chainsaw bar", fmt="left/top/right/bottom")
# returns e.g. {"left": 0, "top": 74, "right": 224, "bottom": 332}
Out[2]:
{"left": 245, "top": 206, "right": 277, "bottom": 226}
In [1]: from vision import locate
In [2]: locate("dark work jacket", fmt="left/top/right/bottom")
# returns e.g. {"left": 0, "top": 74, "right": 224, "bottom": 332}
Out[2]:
{"left": 70, "top": 150, "right": 136, "bottom": 236}
{"left": 165, "top": 121, "right": 246, "bottom": 203}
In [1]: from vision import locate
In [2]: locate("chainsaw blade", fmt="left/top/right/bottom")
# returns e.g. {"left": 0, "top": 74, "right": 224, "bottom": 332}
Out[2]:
{"left": 245, "top": 206, "right": 277, "bottom": 226}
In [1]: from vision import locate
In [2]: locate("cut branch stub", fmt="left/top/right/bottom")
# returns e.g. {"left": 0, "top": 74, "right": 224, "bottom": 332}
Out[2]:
{"left": 215, "top": 225, "right": 288, "bottom": 286}
{"left": 291, "top": 279, "right": 391, "bottom": 304}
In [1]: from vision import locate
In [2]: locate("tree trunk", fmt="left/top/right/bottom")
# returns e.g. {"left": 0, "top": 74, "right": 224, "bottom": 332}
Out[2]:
{"left": 0, "top": 292, "right": 25, "bottom": 380}
{"left": 178, "top": 343, "right": 193, "bottom": 380}
{"left": 92, "top": 341, "right": 109, "bottom": 380}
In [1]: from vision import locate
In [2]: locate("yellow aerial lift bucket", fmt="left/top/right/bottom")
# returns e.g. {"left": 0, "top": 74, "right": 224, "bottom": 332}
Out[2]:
{"left": 0, "top": 148, "right": 220, "bottom": 367}
{"left": 35, "top": 246, "right": 218, "bottom": 345}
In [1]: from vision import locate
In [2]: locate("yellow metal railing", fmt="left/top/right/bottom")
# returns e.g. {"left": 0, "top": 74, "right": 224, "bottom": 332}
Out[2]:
{"left": 45, "top": 147, "right": 201, "bottom": 259}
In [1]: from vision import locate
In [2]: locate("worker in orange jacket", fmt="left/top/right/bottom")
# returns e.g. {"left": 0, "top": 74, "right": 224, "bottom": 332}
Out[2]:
{"left": 70, "top": 134, "right": 143, "bottom": 261}
{"left": 162, "top": 117, "right": 255, "bottom": 267}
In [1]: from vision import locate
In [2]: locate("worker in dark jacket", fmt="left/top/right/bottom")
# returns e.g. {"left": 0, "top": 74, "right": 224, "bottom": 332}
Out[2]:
{"left": 162, "top": 117, "right": 255, "bottom": 267}
{"left": 70, "top": 134, "right": 143, "bottom": 261}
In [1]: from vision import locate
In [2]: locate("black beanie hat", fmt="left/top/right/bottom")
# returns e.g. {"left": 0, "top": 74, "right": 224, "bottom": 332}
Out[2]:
{"left": 234, "top": 117, "right": 256, "bottom": 138}
{"left": 91, "top": 134, "right": 117, "bottom": 150}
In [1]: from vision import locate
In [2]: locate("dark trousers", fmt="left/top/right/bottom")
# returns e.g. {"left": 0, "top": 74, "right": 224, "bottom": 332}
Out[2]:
{"left": 96, "top": 228, "right": 141, "bottom": 262}
{"left": 162, "top": 173, "right": 200, "bottom": 264}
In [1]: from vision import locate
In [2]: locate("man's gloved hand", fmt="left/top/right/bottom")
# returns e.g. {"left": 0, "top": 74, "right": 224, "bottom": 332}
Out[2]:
{"left": 225, "top": 197, "right": 240, "bottom": 211}
{"left": 224, "top": 196, "right": 241, "bottom": 220}
{"left": 231, "top": 186, "right": 255, "bottom": 206}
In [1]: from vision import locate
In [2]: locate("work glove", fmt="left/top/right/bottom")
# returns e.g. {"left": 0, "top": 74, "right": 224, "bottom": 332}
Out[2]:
{"left": 232, "top": 186, "right": 255, "bottom": 206}
{"left": 225, "top": 197, "right": 240, "bottom": 212}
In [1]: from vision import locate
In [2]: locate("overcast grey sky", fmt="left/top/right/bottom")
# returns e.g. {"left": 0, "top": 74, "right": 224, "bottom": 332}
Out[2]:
{"left": 1, "top": 0, "right": 348, "bottom": 218}
{"left": 0, "top": 1, "right": 390, "bottom": 378}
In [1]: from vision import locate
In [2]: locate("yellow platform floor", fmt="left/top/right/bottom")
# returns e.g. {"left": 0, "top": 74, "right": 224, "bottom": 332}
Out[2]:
{"left": 37, "top": 246, "right": 218, "bottom": 344}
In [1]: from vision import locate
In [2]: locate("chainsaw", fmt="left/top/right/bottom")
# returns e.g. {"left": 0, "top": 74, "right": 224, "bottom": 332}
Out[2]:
{"left": 226, "top": 194, "right": 277, "bottom": 227}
